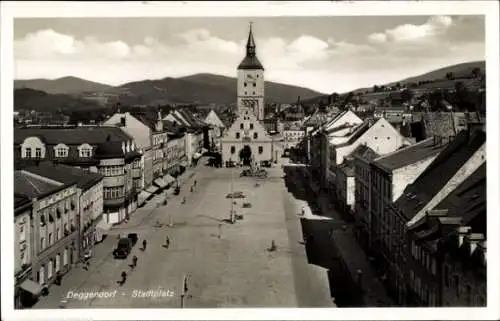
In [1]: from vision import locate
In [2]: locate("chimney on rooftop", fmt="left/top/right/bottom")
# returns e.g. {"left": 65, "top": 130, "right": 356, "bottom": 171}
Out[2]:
{"left": 457, "top": 226, "right": 472, "bottom": 247}
{"left": 466, "top": 233, "right": 485, "bottom": 256}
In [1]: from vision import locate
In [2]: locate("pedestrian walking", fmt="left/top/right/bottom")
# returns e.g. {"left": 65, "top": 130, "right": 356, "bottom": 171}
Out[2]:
{"left": 142, "top": 239, "right": 147, "bottom": 250}
{"left": 165, "top": 235, "right": 171, "bottom": 249}
{"left": 121, "top": 271, "right": 127, "bottom": 284}
{"left": 132, "top": 255, "right": 138, "bottom": 269}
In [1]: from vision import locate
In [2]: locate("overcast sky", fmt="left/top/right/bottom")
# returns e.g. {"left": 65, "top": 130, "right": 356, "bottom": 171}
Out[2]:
{"left": 13, "top": 15, "right": 484, "bottom": 94}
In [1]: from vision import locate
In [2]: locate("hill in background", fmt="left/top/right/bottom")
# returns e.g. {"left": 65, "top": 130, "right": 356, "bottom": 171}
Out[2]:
{"left": 108, "top": 73, "right": 323, "bottom": 106}
{"left": 303, "top": 60, "right": 486, "bottom": 105}
{"left": 14, "top": 88, "right": 104, "bottom": 113}
{"left": 14, "top": 73, "right": 324, "bottom": 106}
{"left": 14, "top": 76, "right": 113, "bottom": 95}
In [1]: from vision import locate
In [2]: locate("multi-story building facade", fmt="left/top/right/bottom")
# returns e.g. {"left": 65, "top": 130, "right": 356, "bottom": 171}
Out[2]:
{"left": 329, "top": 118, "right": 407, "bottom": 215}
{"left": 221, "top": 108, "right": 274, "bottom": 164}
{"left": 391, "top": 125, "right": 486, "bottom": 304}
{"left": 14, "top": 195, "right": 36, "bottom": 308}
{"left": 282, "top": 122, "right": 305, "bottom": 151}
{"left": 406, "top": 163, "right": 486, "bottom": 306}
{"left": 23, "top": 163, "right": 104, "bottom": 255}
{"left": 14, "top": 126, "right": 142, "bottom": 226}
{"left": 366, "top": 138, "right": 447, "bottom": 303}
{"left": 104, "top": 112, "right": 152, "bottom": 189}
{"left": 163, "top": 109, "right": 206, "bottom": 166}
{"left": 204, "top": 109, "right": 226, "bottom": 151}
{"left": 353, "top": 146, "right": 380, "bottom": 250}
{"left": 14, "top": 170, "right": 80, "bottom": 294}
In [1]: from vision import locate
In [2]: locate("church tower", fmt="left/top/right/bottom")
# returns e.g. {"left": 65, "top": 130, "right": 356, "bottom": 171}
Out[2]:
{"left": 237, "top": 23, "right": 265, "bottom": 121}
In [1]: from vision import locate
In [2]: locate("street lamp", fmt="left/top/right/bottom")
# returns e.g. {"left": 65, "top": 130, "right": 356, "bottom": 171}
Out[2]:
{"left": 229, "top": 164, "right": 235, "bottom": 223}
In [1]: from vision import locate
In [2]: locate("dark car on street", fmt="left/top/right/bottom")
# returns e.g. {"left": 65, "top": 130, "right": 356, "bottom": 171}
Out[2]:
{"left": 113, "top": 238, "right": 133, "bottom": 259}
{"left": 127, "top": 233, "right": 138, "bottom": 247}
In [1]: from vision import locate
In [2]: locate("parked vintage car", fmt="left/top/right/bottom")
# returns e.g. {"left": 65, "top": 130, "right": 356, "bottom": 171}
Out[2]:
{"left": 113, "top": 238, "right": 133, "bottom": 259}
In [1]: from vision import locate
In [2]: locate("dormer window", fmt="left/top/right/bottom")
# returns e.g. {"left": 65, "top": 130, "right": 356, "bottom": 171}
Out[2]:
{"left": 35, "top": 148, "right": 42, "bottom": 158}
{"left": 54, "top": 144, "right": 69, "bottom": 158}
{"left": 25, "top": 148, "right": 32, "bottom": 158}
{"left": 78, "top": 143, "right": 93, "bottom": 158}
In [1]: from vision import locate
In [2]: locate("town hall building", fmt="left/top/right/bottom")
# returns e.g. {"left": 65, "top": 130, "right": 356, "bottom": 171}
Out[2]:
{"left": 221, "top": 24, "right": 276, "bottom": 165}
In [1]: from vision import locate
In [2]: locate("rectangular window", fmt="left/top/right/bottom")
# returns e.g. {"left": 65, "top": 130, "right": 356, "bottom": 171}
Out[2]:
{"left": 48, "top": 233, "right": 52, "bottom": 246}
{"left": 236, "top": 132, "right": 240, "bottom": 139}
{"left": 254, "top": 133, "right": 258, "bottom": 139}
{"left": 25, "top": 148, "right": 32, "bottom": 158}
{"left": 40, "top": 237, "right": 46, "bottom": 250}
{"left": 35, "top": 148, "right": 42, "bottom": 158}
{"left": 19, "top": 225, "right": 26, "bottom": 242}
{"left": 240, "top": 123, "right": 244, "bottom": 129}
{"left": 250, "top": 123, "right": 254, "bottom": 130}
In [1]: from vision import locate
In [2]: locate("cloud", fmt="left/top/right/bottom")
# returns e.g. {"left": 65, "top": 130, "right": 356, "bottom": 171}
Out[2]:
{"left": 368, "top": 15, "right": 453, "bottom": 44}
{"left": 14, "top": 16, "right": 485, "bottom": 94}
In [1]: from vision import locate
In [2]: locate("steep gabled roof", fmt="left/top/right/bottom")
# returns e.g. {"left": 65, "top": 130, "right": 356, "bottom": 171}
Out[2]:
{"left": 23, "top": 161, "right": 103, "bottom": 191}
{"left": 14, "top": 126, "right": 132, "bottom": 145}
{"left": 373, "top": 137, "right": 447, "bottom": 173}
{"left": 14, "top": 170, "right": 65, "bottom": 199}
{"left": 396, "top": 130, "right": 486, "bottom": 221}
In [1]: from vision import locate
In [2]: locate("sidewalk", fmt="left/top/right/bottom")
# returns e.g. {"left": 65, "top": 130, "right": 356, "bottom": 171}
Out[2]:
{"left": 32, "top": 236, "right": 117, "bottom": 309}
{"left": 315, "top": 191, "right": 393, "bottom": 306}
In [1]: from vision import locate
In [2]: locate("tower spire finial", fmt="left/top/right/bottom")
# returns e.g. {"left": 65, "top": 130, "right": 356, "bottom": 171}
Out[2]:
{"left": 246, "top": 22, "right": 256, "bottom": 57}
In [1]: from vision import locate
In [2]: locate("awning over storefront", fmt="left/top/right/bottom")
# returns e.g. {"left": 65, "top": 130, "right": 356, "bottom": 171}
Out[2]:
{"left": 19, "top": 279, "right": 43, "bottom": 296}
{"left": 163, "top": 174, "right": 175, "bottom": 186}
{"left": 146, "top": 186, "right": 159, "bottom": 194}
{"left": 154, "top": 178, "right": 168, "bottom": 189}
{"left": 138, "top": 190, "right": 152, "bottom": 206}
{"left": 95, "top": 219, "right": 112, "bottom": 242}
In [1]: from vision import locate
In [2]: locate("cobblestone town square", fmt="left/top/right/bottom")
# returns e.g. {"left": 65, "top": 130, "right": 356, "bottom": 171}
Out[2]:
{"left": 32, "top": 162, "right": 333, "bottom": 308}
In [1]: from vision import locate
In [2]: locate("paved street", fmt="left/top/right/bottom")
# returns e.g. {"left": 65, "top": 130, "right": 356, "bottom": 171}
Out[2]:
{"left": 32, "top": 159, "right": 334, "bottom": 308}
